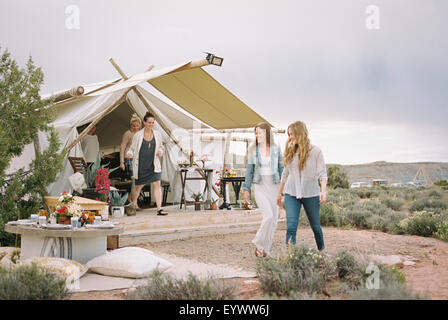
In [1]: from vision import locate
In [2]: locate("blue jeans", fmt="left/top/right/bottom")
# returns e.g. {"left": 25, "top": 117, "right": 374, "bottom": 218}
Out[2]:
{"left": 284, "top": 194, "right": 325, "bottom": 251}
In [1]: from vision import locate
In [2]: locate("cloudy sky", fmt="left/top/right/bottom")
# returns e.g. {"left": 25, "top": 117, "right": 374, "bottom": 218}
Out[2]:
{"left": 1, "top": 0, "right": 447, "bottom": 164}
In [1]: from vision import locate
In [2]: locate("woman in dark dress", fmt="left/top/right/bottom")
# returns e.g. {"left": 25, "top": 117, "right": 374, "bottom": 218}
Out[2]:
{"left": 126, "top": 112, "right": 168, "bottom": 215}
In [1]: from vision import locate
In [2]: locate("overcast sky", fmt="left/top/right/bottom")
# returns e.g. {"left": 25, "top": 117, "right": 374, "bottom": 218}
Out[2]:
{"left": 1, "top": 0, "right": 447, "bottom": 164}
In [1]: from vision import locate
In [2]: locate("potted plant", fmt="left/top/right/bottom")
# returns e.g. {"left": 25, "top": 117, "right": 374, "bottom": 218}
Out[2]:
{"left": 191, "top": 192, "right": 203, "bottom": 211}
{"left": 210, "top": 198, "right": 218, "bottom": 210}
{"left": 82, "top": 153, "right": 118, "bottom": 200}
{"left": 109, "top": 190, "right": 129, "bottom": 218}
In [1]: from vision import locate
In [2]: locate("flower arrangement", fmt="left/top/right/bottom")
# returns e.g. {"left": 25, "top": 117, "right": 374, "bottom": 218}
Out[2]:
{"left": 94, "top": 168, "right": 110, "bottom": 203}
{"left": 58, "top": 191, "right": 74, "bottom": 205}
{"left": 178, "top": 160, "right": 190, "bottom": 168}
{"left": 199, "top": 154, "right": 210, "bottom": 168}
{"left": 52, "top": 191, "right": 85, "bottom": 223}
{"left": 242, "top": 200, "right": 254, "bottom": 210}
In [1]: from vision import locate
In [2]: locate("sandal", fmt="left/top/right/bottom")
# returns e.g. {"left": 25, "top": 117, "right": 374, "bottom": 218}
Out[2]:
{"left": 255, "top": 248, "right": 264, "bottom": 258}
{"left": 157, "top": 209, "right": 168, "bottom": 216}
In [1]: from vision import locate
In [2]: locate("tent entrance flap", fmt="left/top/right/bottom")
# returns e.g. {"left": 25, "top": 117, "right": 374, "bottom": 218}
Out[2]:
{"left": 148, "top": 68, "right": 271, "bottom": 130}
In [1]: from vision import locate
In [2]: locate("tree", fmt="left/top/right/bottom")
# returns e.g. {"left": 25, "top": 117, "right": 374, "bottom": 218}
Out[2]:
{"left": 327, "top": 165, "right": 349, "bottom": 189}
{"left": 0, "top": 47, "right": 65, "bottom": 246}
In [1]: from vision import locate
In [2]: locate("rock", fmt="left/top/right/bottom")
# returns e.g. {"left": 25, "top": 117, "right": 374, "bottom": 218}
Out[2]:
{"left": 403, "top": 261, "right": 416, "bottom": 266}
{"left": 369, "top": 255, "right": 403, "bottom": 267}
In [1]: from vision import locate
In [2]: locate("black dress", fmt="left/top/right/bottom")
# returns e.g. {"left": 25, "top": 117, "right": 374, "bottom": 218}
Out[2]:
{"left": 135, "top": 137, "right": 161, "bottom": 185}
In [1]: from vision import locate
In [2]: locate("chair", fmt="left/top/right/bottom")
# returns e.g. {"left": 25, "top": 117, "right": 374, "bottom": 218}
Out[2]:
{"left": 68, "top": 157, "right": 88, "bottom": 173}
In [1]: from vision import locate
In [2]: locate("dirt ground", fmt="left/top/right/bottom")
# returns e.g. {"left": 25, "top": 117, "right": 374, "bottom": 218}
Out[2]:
{"left": 68, "top": 225, "right": 448, "bottom": 300}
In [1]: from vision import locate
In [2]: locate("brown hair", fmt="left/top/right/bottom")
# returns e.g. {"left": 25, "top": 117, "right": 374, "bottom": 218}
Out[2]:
{"left": 254, "top": 122, "right": 271, "bottom": 148}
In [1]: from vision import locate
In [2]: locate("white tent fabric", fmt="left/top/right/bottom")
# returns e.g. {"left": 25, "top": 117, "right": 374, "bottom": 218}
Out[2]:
{"left": 86, "top": 62, "right": 191, "bottom": 97}
{"left": 35, "top": 85, "right": 225, "bottom": 205}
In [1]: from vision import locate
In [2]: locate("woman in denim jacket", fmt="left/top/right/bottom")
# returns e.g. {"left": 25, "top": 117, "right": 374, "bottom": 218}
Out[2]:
{"left": 242, "top": 123, "right": 284, "bottom": 257}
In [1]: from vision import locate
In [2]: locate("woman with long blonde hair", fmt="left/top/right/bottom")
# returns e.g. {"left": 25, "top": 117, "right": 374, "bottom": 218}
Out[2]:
{"left": 242, "top": 122, "right": 284, "bottom": 257}
{"left": 277, "top": 121, "right": 327, "bottom": 251}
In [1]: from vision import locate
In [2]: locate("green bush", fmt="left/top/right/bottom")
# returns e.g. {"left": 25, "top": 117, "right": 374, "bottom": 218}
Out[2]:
{"left": 434, "top": 221, "right": 448, "bottom": 241}
{"left": 409, "top": 197, "right": 447, "bottom": 213}
{"left": 380, "top": 197, "right": 405, "bottom": 211}
{"left": 128, "top": 270, "right": 236, "bottom": 300}
{"left": 339, "top": 205, "right": 373, "bottom": 229}
{"left": 428, "top": 190, "right": 442, "bottom": 199}
{"left": 400, "top": 211, "right": 443, "bottom": 237}
{"left": 350, "top": 281, "right": 424, "bottom": 300}
{"left": 320, "top": 203, "right": 339, "bottom": 227}
{"left": 334, "top": 250, "right": 358, "bottom": 280}
{"left": 0, "top": 263, "right": 68, "bottom": 300}
{"left": 434, "top": 180, "right": 448, "bottom": 187}
{"left": 256, "top": 245, "right": 335, "bottom": 297}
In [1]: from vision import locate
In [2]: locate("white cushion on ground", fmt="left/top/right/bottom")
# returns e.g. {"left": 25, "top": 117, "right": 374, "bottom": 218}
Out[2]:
{"left": 21, "top": 257, "right": 88, "bottom": 280}
{"left": 86, "top": 246, "right": 172, "bottom": 279}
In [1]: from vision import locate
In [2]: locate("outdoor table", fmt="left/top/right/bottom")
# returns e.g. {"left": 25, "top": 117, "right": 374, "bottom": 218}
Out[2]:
{"left": 5, "top": 223, "right": 123, "bottom": 264}
{"left": 178, "top": 167, "right": 214, "bottom": 209}
{"left": 219, "top": 176, "right": 246, "bottom": 209}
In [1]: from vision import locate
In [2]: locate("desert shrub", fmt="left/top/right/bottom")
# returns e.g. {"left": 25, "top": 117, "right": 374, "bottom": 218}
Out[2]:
{"left": 428, "top": 190, "right": 442, "bottom": 199}
{"left": 339, "top": 205, "right": 373, "bottom": 229}
{"left": 434, "top": 180, "right": 448, "bottom": 187}
{"left": 326, "top": 189, "right": 358, "bottom": 207}
{"left": 350, "top": 281, "right": 424, "bottom": 300}
{"left": 256, "top": 245, "right": 335, "bottom": 297}
{"left": 0, "top": 263, "right": 68, "bottom": 300}
{"left": 380, "top": 197, "right": 405, "bottom": 211}
{"left": 128, "top": 270, "right": 235, "bottom": 300}
{"left": 334, "top": 250, "right": 359, "bottom": 280}
{"left": 434, "top": 221, "right": 448, "bottom": 241}
{"left": 399, "top": 211, "right": 443, "bottom": 237}
{"left": 409, "top": 197, "right": 447, "bottom": 213}
{"left": 320, "top": 203, "right": 339, "bottom": 227}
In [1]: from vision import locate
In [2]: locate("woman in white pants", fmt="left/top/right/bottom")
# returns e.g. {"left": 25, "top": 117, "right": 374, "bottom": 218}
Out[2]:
{"left": 242, "top": 123, "right": 284, "bottom": 257}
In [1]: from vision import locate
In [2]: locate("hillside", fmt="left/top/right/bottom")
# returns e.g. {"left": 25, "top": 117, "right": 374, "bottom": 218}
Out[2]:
{"left": 328, "top": 161, "right": 448, "bottom": 184}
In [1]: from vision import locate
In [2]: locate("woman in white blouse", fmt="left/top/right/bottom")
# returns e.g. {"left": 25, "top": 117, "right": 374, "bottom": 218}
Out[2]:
{"left": 276, "top": 121, "right": 327, "bottom": 251}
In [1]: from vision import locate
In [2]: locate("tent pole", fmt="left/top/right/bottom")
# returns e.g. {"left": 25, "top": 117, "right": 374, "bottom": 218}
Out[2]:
{"left": 43, "top": 86, "right": 85, "bottom": 104}
{"left": 109, "top": 58, "right": 221, "bottom": 197}
{"left": 65, "top": 88, "right": 132, "bottom": 153}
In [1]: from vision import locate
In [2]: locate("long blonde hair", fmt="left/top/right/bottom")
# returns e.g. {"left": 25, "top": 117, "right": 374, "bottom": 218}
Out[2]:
{"left": 283, "top": 121, "right": 310, "bottom": 171}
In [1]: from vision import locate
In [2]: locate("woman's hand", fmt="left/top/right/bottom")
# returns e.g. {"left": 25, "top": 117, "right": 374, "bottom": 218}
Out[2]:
{"left": 277, "top": 193, "right": 283, "bottom": 207}
{"left": 319, "top": 190, "right": 327, "bottom": 204}
{"left": 120, "top": 163, "right": 125, "bottom": 170}
{"left": 156, "top": 150, "right": 163, "bottom": 157}
{"left": 243, "top": 190, "right": 250, "bottom": 201}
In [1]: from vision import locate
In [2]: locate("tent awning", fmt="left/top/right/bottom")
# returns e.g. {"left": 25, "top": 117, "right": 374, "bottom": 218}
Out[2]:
{"left": 148, "top": 68, "right": 271, "bottom": 129}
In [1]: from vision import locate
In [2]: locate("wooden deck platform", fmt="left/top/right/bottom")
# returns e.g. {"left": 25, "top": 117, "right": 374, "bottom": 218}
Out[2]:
{"left": 109, "top": 205, "right": 286, "bottom": 247}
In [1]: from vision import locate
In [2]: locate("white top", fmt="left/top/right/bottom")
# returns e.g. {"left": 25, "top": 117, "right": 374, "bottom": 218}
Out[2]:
{"left": 81, "top": 134, "right": 100, "bottom": 163}
{"left": 259, "top": 153, "right": 271, "bottom": 176}
{"left": 281, "top": 145, "right": 327, "bottom": 199}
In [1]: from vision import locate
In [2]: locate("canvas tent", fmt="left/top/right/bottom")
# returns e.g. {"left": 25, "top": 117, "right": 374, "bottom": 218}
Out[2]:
{"left": 9, "top": 56, "right": 281, "bottom": 205}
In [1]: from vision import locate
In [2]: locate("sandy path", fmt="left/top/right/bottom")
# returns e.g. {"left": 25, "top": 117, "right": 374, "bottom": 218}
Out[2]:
{"left": 137, "top": 226, "right": 448, "bottom": 300}
{"left": 69, "top": 226, "right": 448, "bottom": 299}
